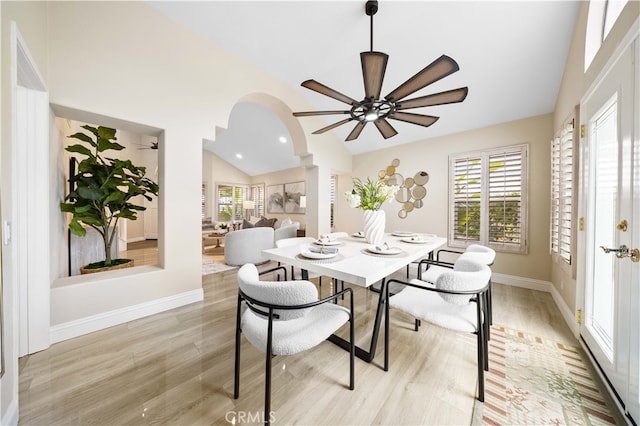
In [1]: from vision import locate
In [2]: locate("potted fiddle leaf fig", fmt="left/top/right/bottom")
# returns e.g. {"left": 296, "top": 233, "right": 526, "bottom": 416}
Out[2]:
{"left": 60, "top": 125, "right": 159, "bottom": 273}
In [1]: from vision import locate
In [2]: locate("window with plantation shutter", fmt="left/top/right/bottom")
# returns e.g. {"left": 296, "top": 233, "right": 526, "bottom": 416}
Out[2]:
{"left": 330, "top": 175, "right": 337, "bottom": 229}
{"left": 451, "top": 156, "right": 482, "bottom": 243}
{"left": 251, "top": 184, "right": 265, "bottom": 217}
{"left": 449, "top": 144, "right": 528, "bottom": 253}
{"left": 216, "top": 183, "right": 250, "bottom": 222}
{"left": 201, "top": 183, "right": 206, "bottom": 219}
{"left": 550, "top": 118, "right": 576, "bottom": 266}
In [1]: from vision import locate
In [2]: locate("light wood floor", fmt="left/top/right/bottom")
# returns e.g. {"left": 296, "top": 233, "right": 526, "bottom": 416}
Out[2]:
{"left": 18, "top": 265, "right": 614, "bottom": 425}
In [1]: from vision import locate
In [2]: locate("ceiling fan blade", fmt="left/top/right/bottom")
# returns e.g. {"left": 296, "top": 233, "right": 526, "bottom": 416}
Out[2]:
{"left": 396, "top": 87, "right": 469, "bottom": 110}
{"left": 293, "top": 110, "right": 350, "bottom": 117}
{"left": 361, "top": 51, "right": 389, "bottom": 100}
{"left": 312, "top": 118, "right": 353, "bottom": 134}
{"left": 373, "top": 118, "right": 398, "bottom": 139}
{"left": 385, "top": 55, "right": 460, "bottom": 102}
{"left": 389, "top": 112, "right": 439, "bottom": 128}
{"left": 301, "top": 80, "right": 359, "bottom": 105}
{"left": 345, "top": 122, "right": 367, "bottom": 141}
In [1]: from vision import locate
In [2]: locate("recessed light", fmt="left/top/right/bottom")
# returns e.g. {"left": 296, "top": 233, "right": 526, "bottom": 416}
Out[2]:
{"left": 279, "top": 136, "right": 287, "bottom": 144}
{"left": 235, "top": 153, "right": 243, "bottom": 159}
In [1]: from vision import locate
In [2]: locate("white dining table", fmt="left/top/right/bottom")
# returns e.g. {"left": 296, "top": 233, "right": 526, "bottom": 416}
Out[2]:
{"left": 262, "top": 233, "right": 447, "bottom": 368}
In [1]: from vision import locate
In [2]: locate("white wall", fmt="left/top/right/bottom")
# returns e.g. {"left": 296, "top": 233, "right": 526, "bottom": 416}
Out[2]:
{"left": 336, "top": 114, "right": 554, "bottom": 282}
{"left": 552, "top": 1, "right": 640, "bottom": 313}
{"left": 0, "top": 2, "right": 352, "bottom": 422}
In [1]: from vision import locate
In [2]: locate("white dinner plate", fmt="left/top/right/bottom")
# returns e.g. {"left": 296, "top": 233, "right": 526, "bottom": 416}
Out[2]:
{"left": 400, "top": 237, "right": 430, "bottom": 244}
{"left": 391, "top": 231, "right": 417, "bottom": 237}
{"left": 300, "top": 250, "right": 339, "bottom": 260}
{"left": 366, "top": 245, "right": 402, "bottom": 255}
{"left": 352, "top": 232, "right": 365, "bottom": 238}
{"left": 314, "top": 240, "right": 343, "bottom": 246}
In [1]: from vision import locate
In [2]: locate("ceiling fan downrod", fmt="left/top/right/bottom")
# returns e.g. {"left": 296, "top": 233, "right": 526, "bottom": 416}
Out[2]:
{"left": 366, "top": 0, "right": 378, "bottom": 52}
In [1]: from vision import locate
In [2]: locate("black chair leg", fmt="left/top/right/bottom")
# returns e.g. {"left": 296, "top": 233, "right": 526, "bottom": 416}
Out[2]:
{"left": 234, "top": 295, "right": 242, "bottom": 399}
{"left": 265, "top": 312, "right": 274, "bottom": 425}
{"left": 349, "top": 294, "right": 355, "bottom": 390}
{"left": 384, "top": 280, "right": 389, "bottom": 372}
{"left": 476, "top": 297, "right": 486, "bottom": 402}
{"left": 476, "top": 329, "right": 484, "bottom": 402}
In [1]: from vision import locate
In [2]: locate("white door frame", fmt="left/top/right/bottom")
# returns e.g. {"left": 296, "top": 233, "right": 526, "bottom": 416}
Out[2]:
{"left": 12, "top": 24, "right": 50, "bottom": 356}
{"left": 577, "top": 24, "right": 639, "bottom": 423}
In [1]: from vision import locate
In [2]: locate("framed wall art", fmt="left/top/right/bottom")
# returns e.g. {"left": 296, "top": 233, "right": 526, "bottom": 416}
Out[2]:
{"left": 284, "top": 181, "right": 306, "bottom": 214}
{"left": 266, "top": 184, "right": 285, "bottom": 214}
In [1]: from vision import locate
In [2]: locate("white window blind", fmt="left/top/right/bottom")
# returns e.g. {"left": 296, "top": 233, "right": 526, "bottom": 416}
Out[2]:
{"left": 233, "top": 186, "right": 248, "bottom": 221}
{"left": 550, "top": 119, "right": 575, "bottom": 264}
{"left": 216, "top": 183, "right": 249, "bottom": 222}
{"left": 451, "top": 156, "right": 482, "bottom": 243}
{"left": 201, "top": 183, "right": 206, "bottom": 219}
{"left": 488, "top": 149, "right": 525, "bottom": 248}
{"left": 449, "top": 144, "right": 528, "bottom": 253}
{"left": 330, "top": 175, "right": 336, "bottom": 229}
{"left": 251, "top": 184, "right": 265, "bottom": 217}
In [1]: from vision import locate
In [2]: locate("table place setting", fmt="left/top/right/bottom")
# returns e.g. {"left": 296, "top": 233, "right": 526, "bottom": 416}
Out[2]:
{"left": 391, "top": 230, "right": 418, "bottom": 237}
{"left": 363, "top": 242, "right": 406, "bottom": 257}
{"left": 399, "top": 235, "right": 432, "bottom": 244}
{"left": 313, "top": 235, "right": 344, "bottom": 246}
{"left": 298, "top": 244, "right": 343, "bottom": 261}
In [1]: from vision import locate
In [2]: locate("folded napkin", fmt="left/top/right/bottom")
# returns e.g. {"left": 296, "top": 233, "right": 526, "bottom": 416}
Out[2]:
{"left": 318, "top": 234, "right": 333, "bottom": 243}
{"left": 375, "top": 242, "right": 392, "bottom": 252}
{"left": 308, "top": 245, "right": 338, "bottom": 254}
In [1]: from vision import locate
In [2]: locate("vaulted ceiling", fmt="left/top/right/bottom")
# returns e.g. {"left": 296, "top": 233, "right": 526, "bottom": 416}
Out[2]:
{"left": 149, "top": 1, "right": 580, "bottom": 176}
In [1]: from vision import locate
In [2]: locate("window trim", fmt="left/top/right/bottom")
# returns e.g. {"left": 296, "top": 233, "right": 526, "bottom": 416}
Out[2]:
{"left": 448, "top": 144, "right": 529, "bottom": 254}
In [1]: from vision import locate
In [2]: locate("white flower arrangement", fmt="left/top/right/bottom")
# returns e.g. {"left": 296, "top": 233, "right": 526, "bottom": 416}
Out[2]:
{"left": 345, "top": 177, "right": 398, "bottom": 211}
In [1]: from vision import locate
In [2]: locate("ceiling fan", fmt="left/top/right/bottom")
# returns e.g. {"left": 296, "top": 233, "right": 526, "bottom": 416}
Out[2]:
{"left": 292, "top": 0, "right": 468, "bottom": 142}
{"left": 134, "top": 140, "right": 159, "bottom": 150}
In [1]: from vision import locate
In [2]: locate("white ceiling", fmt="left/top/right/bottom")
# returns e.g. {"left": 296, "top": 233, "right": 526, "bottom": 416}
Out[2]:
{"left": 148, "top": 0, "right": 580, "bottom": 176}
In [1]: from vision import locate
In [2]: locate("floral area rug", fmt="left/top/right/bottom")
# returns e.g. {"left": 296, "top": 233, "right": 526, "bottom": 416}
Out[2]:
{"left": 473, "top": 325, "right": 620, "bottom": 425}
{"left": 202, "top": 255, "right": 237, "bottom": 275}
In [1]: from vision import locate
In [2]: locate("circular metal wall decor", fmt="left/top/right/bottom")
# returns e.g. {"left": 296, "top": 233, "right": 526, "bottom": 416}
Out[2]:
{"left": 378, "top": 158, "right": 429, "bottom": 219}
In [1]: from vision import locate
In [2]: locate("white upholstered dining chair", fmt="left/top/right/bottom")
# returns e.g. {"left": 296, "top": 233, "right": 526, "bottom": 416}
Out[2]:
{"left": 234, "top": 263, "right": 354, "bottom": 425}
{"left": 417, "top": 244, "right": 496, "bottom": 331}
{"left": 385, "top": 258, "right": 492, "bottom": 402}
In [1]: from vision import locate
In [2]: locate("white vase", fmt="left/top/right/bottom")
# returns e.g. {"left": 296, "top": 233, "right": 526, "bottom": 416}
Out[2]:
{"left": 363, "top": 209, "right": 385, "bottom": 245}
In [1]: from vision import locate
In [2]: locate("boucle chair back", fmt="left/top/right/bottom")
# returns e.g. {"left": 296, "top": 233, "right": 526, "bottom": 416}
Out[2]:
{"left": 237, "top": 264, "right": 317, "bottom": 320}
{"left": 224, "top": 227, "right": 275, "bottom": 266}
{"left": 463, "top": 244, "right": 496, "bottom": 265}
{"left": 436, "top": 259, "right": 491, "bottom": 305}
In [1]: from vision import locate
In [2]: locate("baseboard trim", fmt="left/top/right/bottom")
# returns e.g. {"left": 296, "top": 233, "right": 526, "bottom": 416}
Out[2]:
{"left": 492, "top": 272, "right": 578, "bottom": 335}
{"left": 50, "top": 289, "right": 204, "bottom": 344}
{"left": 549, "top": 283, "right": 580, "bottom": 336}
{"left": 491, "top": 272, "right": 552, "bottom": 292}
{"left": 127, "top": 236, "right": 146, "bottom": 243}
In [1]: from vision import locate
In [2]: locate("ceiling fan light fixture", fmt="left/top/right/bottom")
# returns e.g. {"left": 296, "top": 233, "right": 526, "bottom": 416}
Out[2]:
{"left": 364, "top": 109, "right": 379, "bottom": 122}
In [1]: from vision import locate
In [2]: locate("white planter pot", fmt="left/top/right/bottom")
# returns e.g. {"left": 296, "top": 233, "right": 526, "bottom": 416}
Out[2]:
{"left": 363, "top": 209, "right": 385, "bottom": 245}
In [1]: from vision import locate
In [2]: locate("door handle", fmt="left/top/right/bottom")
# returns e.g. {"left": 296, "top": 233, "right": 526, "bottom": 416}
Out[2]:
{"left": 600, "top": 245, "right": 640, "bottom": 262}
